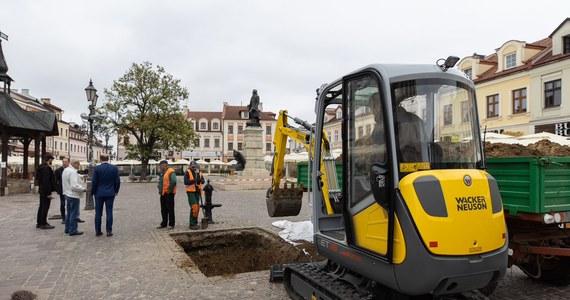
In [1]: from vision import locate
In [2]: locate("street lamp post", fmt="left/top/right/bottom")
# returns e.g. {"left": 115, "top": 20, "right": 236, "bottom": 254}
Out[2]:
{"left": 83, "top": 79, "right": 98, "bottom": 210}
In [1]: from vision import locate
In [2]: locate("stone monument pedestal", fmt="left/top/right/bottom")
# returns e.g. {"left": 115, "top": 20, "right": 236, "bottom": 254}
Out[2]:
{"left": 241, "top": 126, "right": 268, "bottom": 177}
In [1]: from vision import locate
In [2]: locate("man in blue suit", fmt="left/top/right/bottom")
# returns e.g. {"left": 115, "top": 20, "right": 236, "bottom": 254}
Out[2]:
{"left": 91, "top": 153, "right": 121, "bottom": 237}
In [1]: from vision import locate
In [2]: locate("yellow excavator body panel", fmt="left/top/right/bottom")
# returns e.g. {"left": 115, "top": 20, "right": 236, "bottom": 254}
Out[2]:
{"left": 352, "top": 203, "right": 406, "bottom": 263}
{"left": 399, "top": 169, "right": 507, "bottom": 256}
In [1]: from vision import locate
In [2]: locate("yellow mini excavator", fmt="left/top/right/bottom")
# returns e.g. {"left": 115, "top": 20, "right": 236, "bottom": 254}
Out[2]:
{"left": 266, "top": 57, "right": 508, "bottom": 299}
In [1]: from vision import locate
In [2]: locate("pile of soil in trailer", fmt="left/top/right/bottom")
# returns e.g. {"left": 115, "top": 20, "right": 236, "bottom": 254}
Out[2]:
{"left": 172, "top": 228, "right": 322, "bottom": 277}
{"left": 485, "top": 139, "right": 570, "bottom": 157}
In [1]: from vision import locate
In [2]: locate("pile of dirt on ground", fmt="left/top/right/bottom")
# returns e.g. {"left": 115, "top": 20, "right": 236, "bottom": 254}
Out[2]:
{"left": 485, "top": 139, "right": 570, "bottom": 157}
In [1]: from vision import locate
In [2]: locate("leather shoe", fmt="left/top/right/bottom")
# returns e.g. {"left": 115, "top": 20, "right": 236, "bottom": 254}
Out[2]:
{"left": 36, "top": 224, "right": 41, "bottom": 228}
{"left": 77, "top": 218, "right": 85, "bottom": 223}
{"left": 107, "top": 233, "right": 113, "bottom": 237}
{"left": 40, "top": 224, "right": 55, "bottom": 229}
{"left": 156, "top": 225, "right": 167, "bottom": 229}
{"left": 61, "top": 220, "right": 66, "bottom": 224}
{"left": 69, "top": 231, "right": 84, "bottom": 236}
{"left": 96, "top": 232, "right": 103, "bottom": 236}
{"left": 65, "top": 230, "right": 69, "bottom": 234}
{"left": 189, "top": 225, "right": 200, "bottom": 230}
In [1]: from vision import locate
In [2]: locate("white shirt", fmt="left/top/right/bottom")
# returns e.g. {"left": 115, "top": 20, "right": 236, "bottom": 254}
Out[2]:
{"left": 62, "top": 165, "right": 85, "bottom": 199}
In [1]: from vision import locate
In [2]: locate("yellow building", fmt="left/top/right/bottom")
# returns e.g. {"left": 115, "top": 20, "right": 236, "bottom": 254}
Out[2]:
{"left": 458, "top": 18, "right": 570, "bottom": 136}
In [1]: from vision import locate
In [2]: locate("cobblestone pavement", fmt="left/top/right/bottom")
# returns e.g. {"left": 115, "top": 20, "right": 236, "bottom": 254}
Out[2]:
{"left": 0, "top": 177, "right": 569, "bottom": 299}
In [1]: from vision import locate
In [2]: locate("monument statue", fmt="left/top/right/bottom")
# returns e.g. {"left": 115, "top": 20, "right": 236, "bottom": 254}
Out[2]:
{"left": 246, "top": 89, "right": 260, "bottom": 127}
{"left": 233, "top": 150, "right": 246, "bottom": 171}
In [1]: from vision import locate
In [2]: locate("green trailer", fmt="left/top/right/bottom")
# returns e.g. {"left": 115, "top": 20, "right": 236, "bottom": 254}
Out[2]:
{"left": 486, "top": 157, "right": 570, "bottom": 286}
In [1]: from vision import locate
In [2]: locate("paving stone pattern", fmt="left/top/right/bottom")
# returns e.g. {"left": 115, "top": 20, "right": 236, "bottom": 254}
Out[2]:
{"left": 0, "top": 177, "right": 568, "bottom": 299}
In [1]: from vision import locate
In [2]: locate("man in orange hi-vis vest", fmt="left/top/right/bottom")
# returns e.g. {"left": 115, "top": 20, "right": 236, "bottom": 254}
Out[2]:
{"left": 157, "top": 160, "right": 177, "bottom": 229}
{"left": 184, "top": 161, "right": 204, "bottom": 230}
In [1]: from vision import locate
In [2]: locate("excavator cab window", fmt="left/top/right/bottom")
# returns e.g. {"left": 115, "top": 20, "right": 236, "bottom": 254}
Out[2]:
{"left": 345, "top": 75, "right": 388, "bottom": 209}
{"left": 391, "top": 79, "right": 483, "bottom": 178}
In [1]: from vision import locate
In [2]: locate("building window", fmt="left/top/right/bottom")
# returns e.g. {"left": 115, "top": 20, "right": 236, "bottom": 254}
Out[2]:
{"left": 487, "top": 94, "right": 500, "bottom": 118}
{"left": 266, "top": 125, "right": 271, "bottom": 135}
{"left": 228, "top": 125, "right": 233, "bottom": 134}
{"left": 238, "top": 125, "right": 243, "bottom": 134}
{"left": 512, "top": 88, "right": 527, "bottom": 114}
{"left": 366, "top": 125, "right": 371, "bottom": 136}
{"left": 564, "top": 35, "right": 570, "bottom": 54}
{"left": 194, "top": 139, "right": 200, "bottom": 148}
{"left": 334, "top": 130, "right": 339, "bottom": 142}
{"left": 212, "top": 122, "right": 219, "bottom": 130}
{"left": 214, "top": 139, "right": 220, "bottom": 148}
{"left": 237, "top": 142, "right": 243, "bottom": 150}
{"left": 65, "top": 144, "right": 67, "bottom": 151}
{"left": 200, "top": 122, "right": 207, "bottom": 130}
{"left": 204, "top": 138, "right": 210, "bottom": 148}
{"left": 54, "top": 141, "right": 57, "bottom": 150}
{"left": 65, "top": 129, "right": 68, "bottom": 136}
{"left": 464, "top": 68, "right": 472, "bottom": 79}
{"left": 461, "top": 101, "right": 470, "bottom": 122}
{"left": 327, "top": 131, "right": 332, "bottom": 140}
{"left": 505, "top": 53, "right": 516, "bottom": 69}
{"left": 443, "top": 104, "right": 453, "bottom": 125}
{"left": 228, "top": 142, "right": 234, "bottom": 151}
{"left": 358, "top": 126, "right": 363, "bottom": 138}
{"left": 544, "top": 79, "right": 562, "bottom": 108}
{"left": 336, "top": 110, "right": 342, "bottom": 119}
{"left": 266, "top": 143, "right": 272, "bottom": 151}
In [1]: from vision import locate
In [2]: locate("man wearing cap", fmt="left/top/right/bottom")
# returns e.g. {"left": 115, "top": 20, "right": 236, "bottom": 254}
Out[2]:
{"left": 36, "top": 153, "right": 57, "bottom": 229}
{"left": 184, "top": 161, "right": 204, "bottom": 230}
{"left": 157, "top": 160, "right": 177, "bottom": 229}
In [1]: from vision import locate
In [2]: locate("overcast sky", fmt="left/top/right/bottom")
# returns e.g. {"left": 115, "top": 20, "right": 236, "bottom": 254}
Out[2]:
{"left": 2, "top": 1, "right": 569, "bottom": 126}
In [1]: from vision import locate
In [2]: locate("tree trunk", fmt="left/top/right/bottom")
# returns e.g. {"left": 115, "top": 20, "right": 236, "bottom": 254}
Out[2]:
{"left": 140, "top": 158, "right": 149, "bottom": 180}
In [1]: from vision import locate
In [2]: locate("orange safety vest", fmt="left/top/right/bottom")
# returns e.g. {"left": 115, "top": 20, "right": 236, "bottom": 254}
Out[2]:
{"left": 186, "top": 169, "right": 203, "bottom": 192}
{"left": 161, "top": 168, "right": 176, "bottom": 195}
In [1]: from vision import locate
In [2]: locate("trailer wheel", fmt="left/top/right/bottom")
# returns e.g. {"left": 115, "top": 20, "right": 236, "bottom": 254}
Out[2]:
{"left": 519, "top": 256, "right": 570, "bottom": 286}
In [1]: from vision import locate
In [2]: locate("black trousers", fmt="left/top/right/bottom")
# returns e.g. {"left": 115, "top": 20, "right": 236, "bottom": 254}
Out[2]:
{"left": 160, "top": 193, "right": 175, "bottom": 227}
{"left": 36, "top": 194, "right": 51, "bottom": 226}
{"left": 59, "top": 194, "right": 66, "bottom": 220}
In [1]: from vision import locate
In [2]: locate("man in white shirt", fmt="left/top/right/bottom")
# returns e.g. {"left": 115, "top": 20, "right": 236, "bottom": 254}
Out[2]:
{"left": 62, "top": 160, "right": 87, "bottom": 236}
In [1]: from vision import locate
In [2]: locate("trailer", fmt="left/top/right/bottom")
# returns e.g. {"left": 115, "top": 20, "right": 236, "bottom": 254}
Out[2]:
{"left": 486, "top": 157, "right": 570, "bottom": 285}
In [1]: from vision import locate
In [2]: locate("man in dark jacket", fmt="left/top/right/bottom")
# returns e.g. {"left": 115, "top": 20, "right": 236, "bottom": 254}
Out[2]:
{"left": 54, "top": 157, "right": 69, "bottom": 224}
{"left": 36, "top": 153, "right": 57, "bottom": 229}
{"left": 91, "top": 154, "right": 121, "bottom": 237}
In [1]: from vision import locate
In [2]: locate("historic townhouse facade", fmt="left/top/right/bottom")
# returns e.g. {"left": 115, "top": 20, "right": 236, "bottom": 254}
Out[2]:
{"left": 458, "top": 18, "right": 570, "bottom": 136}
{"left": 184, "top": 109, "right": 224, "bottom": 161}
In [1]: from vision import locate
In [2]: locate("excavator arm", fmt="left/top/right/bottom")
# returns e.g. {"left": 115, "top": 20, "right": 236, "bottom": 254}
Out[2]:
{"left": 266, "top": 110, "right": 339, "bottom": 217}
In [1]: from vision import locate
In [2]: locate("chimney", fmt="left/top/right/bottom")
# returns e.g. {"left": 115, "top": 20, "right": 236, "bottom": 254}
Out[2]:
{"left": 223, "top": 101, "right": 228, "bottom": 106}
{"left": 42, "top": 98, "right": 51, "bottom": 104}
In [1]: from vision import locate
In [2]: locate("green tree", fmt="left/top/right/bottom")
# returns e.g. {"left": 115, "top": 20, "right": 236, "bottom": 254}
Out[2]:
{"left": 101, "top": 61, "right": 196, "bottom": 179}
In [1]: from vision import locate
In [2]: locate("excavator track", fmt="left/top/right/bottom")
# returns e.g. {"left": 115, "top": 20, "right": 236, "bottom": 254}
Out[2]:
{"left": 281, "top": 262, "right": 491, "bottom": 300}
{"left": 283, "top": 262, "right": 374, "bottom": 300}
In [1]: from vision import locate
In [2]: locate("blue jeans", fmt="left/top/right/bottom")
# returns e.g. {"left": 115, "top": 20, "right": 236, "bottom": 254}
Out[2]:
{"left": 95, "top": 196, "right": 115, "bottom": 234}
{"left": 65, "top": 196, "right": 80, "bottom": 234}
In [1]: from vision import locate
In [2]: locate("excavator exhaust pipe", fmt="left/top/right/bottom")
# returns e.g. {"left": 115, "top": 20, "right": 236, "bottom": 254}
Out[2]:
{"left": 266, "top": 182, "right": 303, "bottom": 217}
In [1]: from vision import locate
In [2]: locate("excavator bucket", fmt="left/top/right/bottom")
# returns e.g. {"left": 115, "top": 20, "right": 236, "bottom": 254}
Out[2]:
{"left": 266, "top": 182, "right": 303, "bottom": 217}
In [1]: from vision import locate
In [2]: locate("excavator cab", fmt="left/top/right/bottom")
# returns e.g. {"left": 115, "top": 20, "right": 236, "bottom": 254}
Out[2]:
{"left": 270, "top": 60, "right": 508, "bottom": 299}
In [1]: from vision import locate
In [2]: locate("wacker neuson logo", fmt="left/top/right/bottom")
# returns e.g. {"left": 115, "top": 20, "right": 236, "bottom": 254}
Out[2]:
{"left": 456, "top": 196, "right": 487, "bottom": 211}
